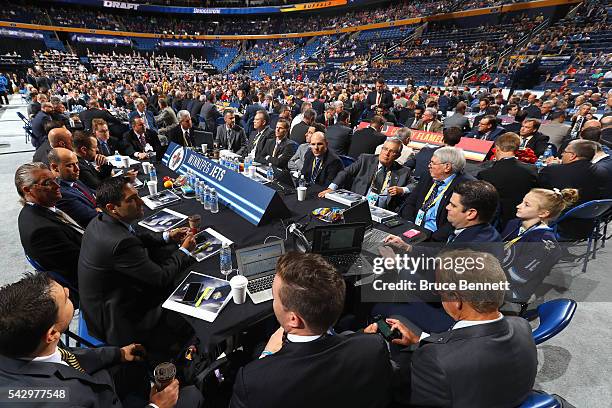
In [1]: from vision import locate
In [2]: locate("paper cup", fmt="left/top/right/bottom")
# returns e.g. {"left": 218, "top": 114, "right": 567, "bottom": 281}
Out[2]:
{"left": 122, "top": 156, "right": 130, "bottom": 169}
{"left": 188, "top": 214, "right": 201, "bottom": 234}
{"left": 142, "top": 162, "right": 151, "bottom": 174}
{"left": 248, "top": 165, "right": 257, "bottom": 177}
{"left": 201, "top": 144, "right": 208, "bottom": 154}
{"left": 297, "top": 186, "right": 307, "bottom": 201}
{"left": 229, "top": 275, "right": 248, "bottom": 304}
{"left": 153, "top": 362, "right": 176, "bottom": 391}
{"left": 147, "top": 181, "right": 158, "bottom": 195}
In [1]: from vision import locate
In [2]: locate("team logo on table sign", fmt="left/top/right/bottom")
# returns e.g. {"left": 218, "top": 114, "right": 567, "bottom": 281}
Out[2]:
{"left": 168, "top": 146, "right": 186, "bottom": 171}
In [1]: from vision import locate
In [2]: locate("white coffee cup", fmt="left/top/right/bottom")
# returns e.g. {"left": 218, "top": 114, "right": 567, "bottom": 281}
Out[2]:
{"left": 122, "top": 156, "right": 130, "bottom": 169}
{"left": 229, "top": 275, "right": 248, "bottom": 305}
{"left": 297, "top": 186, "right": 307, "bottom": 201}
{"left": 142, "top": 162, "right": 151, "bottom": 174}
{"left": 248, "top": 165, "right": 257, "bottom": 177}
{"left": 147, "top": 180, "right": 158, "bottom": 196}
{"left": 201, "top": 144, "right": 208, "bottom": 153}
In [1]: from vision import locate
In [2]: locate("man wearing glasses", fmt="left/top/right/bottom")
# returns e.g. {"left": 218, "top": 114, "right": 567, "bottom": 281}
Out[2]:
{"left": 16, "top": 162, "right": 83, "bottom": 285}
{"left": 92, "top": 118, "right": 120, "bottom": 157}
{"left": 400, "top": 146, "right": 474, "bottom": 242}
{"left": 318, "top": 138, "right": 411, "bottom": 211}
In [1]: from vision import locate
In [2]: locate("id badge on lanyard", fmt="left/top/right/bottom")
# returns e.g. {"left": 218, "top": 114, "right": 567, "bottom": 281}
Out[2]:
{"left": 366, "top": 192, "right": 379, "bottom": 206}
{"left": 415, "top": 209, "right": 425, "bottom": 226}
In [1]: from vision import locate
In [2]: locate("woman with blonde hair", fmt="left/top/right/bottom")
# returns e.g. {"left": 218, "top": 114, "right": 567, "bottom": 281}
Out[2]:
{"left": 501, "top": 188, "right": 579, "bottom": 302}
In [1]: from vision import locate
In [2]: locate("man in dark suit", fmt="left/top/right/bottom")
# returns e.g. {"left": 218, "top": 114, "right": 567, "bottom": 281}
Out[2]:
{"left": 504, "top": 109, "right": 528, "bottom": 134}
{"left": 199, "top": 93, "right": 221, "bottom": 135}
{"left": 519, "top": 118, "right": 549, "bottom": 157}
{"left": 319, "top": 138, "right": 412, "bottom": 211}
{"left": 74, "top": 131, "right": 115, "bottom": 191}
{"left": 78, "top": 99, "right": 122, "bottom": 133}
{"left": 325, "top": 110, "right": 353, "bottom": 156}
{"left": 16, "top": 163, "right": 83, "bottom": 285}
{"left": 256, "top": 119, "right": 297, "bottom": 169}
{"left": 230, "top": 252, "right": 393, "bottom": 408}
{"left": 290, "top": 108, "right": 316, "bottom": 145}
{"left": 366, "top": 78, "right": 394, "bottom": 111}
{"left": 368, "top": 250, "right": 536, "bottom": 407}
{"left": 92, "top": 118, "right": 121, "bottom": 157}
{"left": 400, "top": 146, "right": 474, "bottom": 241}
{"left": 300, "top": 132, "right": 344, "bottom": 187}
{"left": 316, "top": 106, "right": 336, "bottom": 128}
{"left": 78, "top": 177, "right": 196, "bottom": 354}
{"left": 127, "top": 97, "right": 157, "bottom": 132}
{"left": 123, "top": 116, "right": 163, "bottom": 160}
{"left": 405, "top": 127, "right": 463, "bottom": 180}
{"left": 349, "top": 93, "right": 366, "bottom": 127}
{"left": 539, "top": 139, "right": 604, "bottom": 204}
{"left": 189, "top": 94, "right": 205, "bottom": 127}
{"left": 347, "top": 115, "right": 387, "bottom": 159}
{"left": 465, "top": 115, "right": 505, "bottom": 141}
{"left": 443, "top": 102, "right": 471, "bottom": 133}
{"left": 31, "top": 102, "right": 53, "bottom": 148}
{"left": 216, "top": 109, "right": 247, "bottom": 155}
{"left": 33, "top": 126, "right": 73, "bottom": 165}
{"left": 48, "top": 148, "right": 98, "bottom": 229}
{"left": 478, "top": 133, "right": 538, "bottom": 227}
{"left": 167, "top": 110, "right": 196, "bottom": 149}
{"left": 413, "top": 108, "right": 444, "bottom": 133}
{"left": 524, "top": 98, "right": 542, "bottom": 119}
{"left": 245, "top": 110, "right": 274, "bottom": 158}
{"left": 0, "top": 272, "right": 203, "bottom": 408}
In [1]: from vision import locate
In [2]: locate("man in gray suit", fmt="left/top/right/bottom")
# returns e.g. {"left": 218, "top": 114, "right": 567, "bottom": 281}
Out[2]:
{"left": 154, "top": 97, "right": 178, "bottom": 134}
{"left": 413, "top": 108, "right": 444, "bottom": 133}
{"left": 216, "top": 109, "right": 247, "bottom": 155}
{"left": 199, "top": 93, "right": 221, "bottom": 135}
{"left": 539, "top": 110, "right": 570, "bottom": 149}
{"left": 443, "top": 102, "right": 471, "bottom": 133}
{"left": 319, "top": 138, "right": 412, "bottom": 211}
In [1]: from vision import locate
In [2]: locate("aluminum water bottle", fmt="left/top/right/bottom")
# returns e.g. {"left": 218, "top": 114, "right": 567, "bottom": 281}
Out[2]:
{"left": 210, "top": 188, "right": 219, "bottom": 214}
{"left": 204, "top": 185, "right": 211, "bottom": 210}
{"left": 220, "top": 242, "right": 232, "bottom": 278}
{"left": 266, "top": 164, "right": 274, "bottom": 182}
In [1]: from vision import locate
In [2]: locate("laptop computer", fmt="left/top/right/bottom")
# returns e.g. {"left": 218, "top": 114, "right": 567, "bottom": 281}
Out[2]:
{"left": 193, "top": 130, "right": 214, "bottom": 147}
{"left": 235, "top": 240, "right": 285, "bottom": 304}
{"left": 343, "top": 200, "right": 390, "bottom": 252}
{"left": 310, "top": 223, "right": 372, "bottom": 275}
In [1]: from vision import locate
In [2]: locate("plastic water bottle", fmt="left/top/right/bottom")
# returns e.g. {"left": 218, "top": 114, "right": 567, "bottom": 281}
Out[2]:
{"left": 210, "top": 188, "right": 219, "bottom": 214}
{"left": 233, "top": 157, "right": 239, "bottom": 172}
{"left": 204, "top": 184, "right": 211, "bottom": 210}
{"left": 266, "top": 164, "right": 274, "bottom": 182}
{"left": 298, "top": 175, "right": 306, "bottom": 188}
{"left": 198, "top": 181, "right": 206, "bottom": 204}
{"left": 244, "top": 154, "right": 253, "bottom": 171}
{"left": 220, "top": 242, "right": 232, "bottom": 279}
{"left": 114, "top": 151, "right": 122, "bottom": 167}
{"left": 195, "top": 179, "right": 202, "bottom": 203}
{"left": 543, "top": 146, "right": 553, "bottom": 159}
{"left": 149, "top": 166, "right": 157, "bottom": 183}
{"left": 535, "top": 157, "right": 544, "bottom": 170}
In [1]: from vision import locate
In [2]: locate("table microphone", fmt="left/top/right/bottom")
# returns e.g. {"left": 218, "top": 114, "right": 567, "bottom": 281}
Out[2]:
{"left": 289, "top": 223, "right": 310, "bottom": 253}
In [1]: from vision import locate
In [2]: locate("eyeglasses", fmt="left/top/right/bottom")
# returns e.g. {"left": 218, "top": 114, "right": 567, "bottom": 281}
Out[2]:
{"left": 34, "top": 177, "right": 60, "bottom": 188}
{"left": 381, "top": 146, "right": 400, "bottom": 154}
{"left": 429, "top": 160, "right": 447, "bottom": 167}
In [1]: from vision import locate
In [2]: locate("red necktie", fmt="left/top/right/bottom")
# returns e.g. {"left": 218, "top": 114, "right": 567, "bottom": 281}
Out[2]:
{"left": 74, "top": 182, "right": 96, "bottom": 207}
{"left": 376, "top": 93, "right": 381, "bottom": 106}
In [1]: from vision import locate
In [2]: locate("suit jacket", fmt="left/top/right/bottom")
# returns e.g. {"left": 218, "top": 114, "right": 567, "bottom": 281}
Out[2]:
{"left": 538, "top": 160, "right": 604, "bottom": 204}
{"left": 127, "top": 109, "right": 157, "bottom": 132}
{"left": 166, "top": 125, "right": 196, "bottom": 149}
{"left": 396, "top": 317, "right": 537, "bottom": 408}
{"left": 78, "top": 156, "right": 113, "bottom": 191}
{"left": 289, "top": 121, "right": 310, "bottom": 145}
{"left": 154, "top": 106, "right": 178, "bottom": 131}
{"left": 0, "top": 347, "right": 126, "bottom": 408}
{"left": 256, "top": 137, "right": 297, "bottom": 169}
{"left": 539, "top": 122, "right": 570, "bottom": 148}
{"left": 413, "top": 119, "right": 444, "bottom": 133}
{"left": 366, "top": 89, "right": 394, "bottom": 110}
{"left": 33, "top": 139, "right": 52, "bottom": 164}
{"left": 199, "top": 102, "right": 221, "bottom": 134}
{"left": 326, "top": 123, "right": 353, "bottom": 156}
{"left": 31, "top": 111, "right": 52, "bottom": 148}
{"left": 316, "top": 114, "right": 336, "bottom": 128}
{"left": 478, "top": 157, "right": 538, "bottom": 227}
{"left": 400, "top": 172, "right": 474, "bottom": 241}
{"left": 246, "top": 127, "right": 274, "bottom": 158}
{"left": 524, "top": 104, "right": 542, "bottom": 119}
{"left": 56, "top": 179, "right": 98, "bottom": 228}
{"left": 347, "top": 127, "right": 387, "bottom": 159}
{"left": 18, "top": 204, "right": 83, "bottom": 285}
{"left": 523, "top": 132, "right": 549, "bottom": 157}
{"left": 593, "top": 155, "right": 612, "bottom": 198}
{"left": 300, "top": 149, "right": 344, "bottom": 187}
{"left": 443, "top": 112, "right": 470, "bottom": 133}
{"left": 465, "top": 126, "right": 506, "bottom": 142}
{"left": 122, "top": 128, "right": 163, "bottom": 160}
{"left": 331, "top": 154, "right": 411, "bottom": 211}
{"left": 350, "top": 100, "right": 366, "bottom": 126}
{"left": 230, "top": 333, "right": 393, "bottom": 408}
{"left": 78, "top": 213, "right": 193, "bottom": 346}
{"left": 216, "top": 124, "right": 247, "bottom": 155}
{"left": 79, "top": 108, "right": 121, "bottom": 132}
{"left": 404, "top": 145, "right": 440, "bottom": 180}
{"left": 96, "top": 136, "right": 121, "bottom": 157}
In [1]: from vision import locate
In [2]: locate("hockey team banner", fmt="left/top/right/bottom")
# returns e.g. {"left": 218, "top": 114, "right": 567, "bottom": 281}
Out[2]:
{"left": 49, "top": 0, "right": 347, "bottom": 14}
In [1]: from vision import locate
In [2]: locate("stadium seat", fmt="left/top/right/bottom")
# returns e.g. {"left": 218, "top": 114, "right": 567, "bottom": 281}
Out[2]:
{"left": 339, "top": 155, "right": 355, "bottom": 167}
{"left": 519, "top": 391, "right": 561, "bottom": 408}
{"left": 524, "top": 299, "right": 577, "bottom": 345}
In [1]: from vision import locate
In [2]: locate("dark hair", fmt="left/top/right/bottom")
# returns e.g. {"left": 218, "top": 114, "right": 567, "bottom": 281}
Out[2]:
{"left": 506, "top": 103, "right": 518, "bottom": 112}
{"left": 206, "top": 93, "right": 215, "bottom": 103}
{"left": 495, "top": 132, "right": 521, "bottom": 152}
{"left": 443, "top": 127, "right": 463, "bottom": 146}
{"left": 311, "top": 122, "right": 326, "bottom": 133}
{"left": 568, "top": 139, "right": 597, "bottom": 161}
{"left": 73, "top": 131, "right": 94, "bottom": 151}
{"left": 337, "top": 110, "right": 350, "bottom": 123}
{"left": 276, "top": 118, "right": 290, "bottom": 130}
{"left": 97, "top": 176, "right": 130, "bottom": 208}
{"left": 550, "top": 110, "right": 566, "bottom": 120}
{"left": 275, "top": 252, "right": 345, "bottom": 333}
{"left": 0, "top": 272, "right": 58, "bottom": 357}
{"left": 580, "top": 126, "right": 601, "bottom": 142}
{"left": 480, "top": 114, "right": 498, "bottom": 128}
{"left": 43, "top": 120, "right": 65, "bottom": 134}
{"left": 303, "top": 108, "right": 317, "bottom": 122}
{"left": 454, "top": 180, "right": 499, "bottom": 223}
{"left": 523, "top": 118, "right": 541, "bottom": 131}
{"left": 514, "top": 109, "right": 529, "bottom": 123}
{"left": 158, "top": 98, "right": 168, "bottom": 108}
{"left": 370, "top": 115, "right": 385, "bottom": 127}
{"left": 255, "top": 109, "right": 269, "bottom": 125}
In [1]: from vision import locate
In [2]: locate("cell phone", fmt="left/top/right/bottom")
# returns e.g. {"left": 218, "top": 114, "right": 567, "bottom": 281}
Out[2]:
{"left": 403, "top": 229, "right": 421, "bottom": 239}
{"left": 373, "top": 315, "right": 402, "bottom": 341}
{"left": 384, "top": 217, "right": 403, "bottom": 228}
{"left": 182, "top": 282, "right": 202, "bottom": 303}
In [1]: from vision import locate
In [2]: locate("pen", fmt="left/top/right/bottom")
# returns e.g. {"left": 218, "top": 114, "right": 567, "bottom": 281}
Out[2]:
{"left": 193, "top": 241, "right": 211, "bottom": 255}
{"left": 194, "top": 288, "right": 208, "bottom": 308}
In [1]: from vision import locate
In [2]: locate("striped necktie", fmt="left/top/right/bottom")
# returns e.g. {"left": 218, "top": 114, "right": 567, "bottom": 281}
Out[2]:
{"left": 54, "top": 209, "right": 85, "bottom": 234}
{"left": 58, "top": 348, "right": 85, "bottom": 372}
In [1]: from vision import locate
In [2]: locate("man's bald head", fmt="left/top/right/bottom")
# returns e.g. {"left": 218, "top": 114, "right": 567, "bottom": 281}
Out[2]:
{"left": 48, "top": 148, "right": 80, "bottom": 182}
{"left": 309, "top": 131, "right": 328, "bottom": 157}
{"left": 583, "top": 119, "right": 602, "bottom": 130}
{"left": 48, "top": 127, "right": 73, "bottom": 150}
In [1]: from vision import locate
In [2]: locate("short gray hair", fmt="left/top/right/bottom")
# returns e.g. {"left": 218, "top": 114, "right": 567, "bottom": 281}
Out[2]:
{"left": 177, "top": 110, "right": 191, "bottom": 122}
{"left": 384, "top": 137, "right": 403, "bottom": 153}
{"left": 134, "top": 98, "right": 145, "bottom": 106}
{"left": 15, "top": 162, "right": 48, "bottom": 205}
{"left": 424, "top": 107, "right": 437, "bottom": 117}
{"left": 433, "top": 146, "right": 465, "bottom": 173}
{"left": 396, "top": 128, "right": 411, "bottom": 144}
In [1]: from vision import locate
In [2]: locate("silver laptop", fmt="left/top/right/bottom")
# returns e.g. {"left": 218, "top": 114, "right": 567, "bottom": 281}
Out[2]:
{"left": 343, "top": 200, "right": 389, "bottom": 252}
{"left": 235, "top": 240, "right": 285, "bottom": 304}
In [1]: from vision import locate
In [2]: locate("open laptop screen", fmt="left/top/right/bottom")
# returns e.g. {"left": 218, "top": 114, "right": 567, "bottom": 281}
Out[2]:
{"left": 311, "top": 223, "right": 366, "bottom": 255}
{"left": 236, "top": 240, "right": 285, "bottom": 278}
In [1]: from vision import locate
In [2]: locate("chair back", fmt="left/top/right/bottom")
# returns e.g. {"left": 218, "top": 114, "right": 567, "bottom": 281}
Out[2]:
{"left": 77, "top": 314, "right": 105, "bottom": 347}
{"left": 339, "top": 155, "right": 355, "bottom": 167}
{"left": 552, "top": 199, "right": 612, "bottom": 224}
{"left": 527, "top": 298, "right": 577, "bottom": 345}
{"left": 519, "top": 391, "right": 561, "bottom": 408}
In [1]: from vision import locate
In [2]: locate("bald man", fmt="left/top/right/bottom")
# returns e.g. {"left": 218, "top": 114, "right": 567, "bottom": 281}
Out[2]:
{"left": 33, "top": 127, "right": 73, "bottom": 165}
{"left": 300, "top": 132, "right": 344, "bottom": 187}
{"left": 48, "top": 147, "right": 98, "bottom": 228}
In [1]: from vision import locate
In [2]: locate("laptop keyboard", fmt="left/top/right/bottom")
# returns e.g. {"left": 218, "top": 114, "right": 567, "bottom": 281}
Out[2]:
{"left": 325, "top": 254, "right": 364, "bottom": 267}
{"left": 364, "top": 228, "right": 389, "bottom": 247}
{"left": 248, "top": 274, "right": 274, "bottom": 293}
